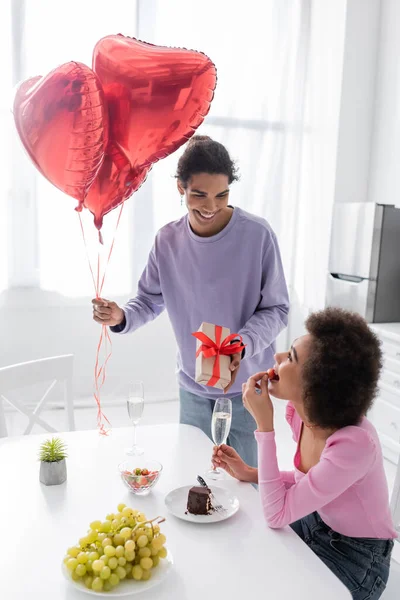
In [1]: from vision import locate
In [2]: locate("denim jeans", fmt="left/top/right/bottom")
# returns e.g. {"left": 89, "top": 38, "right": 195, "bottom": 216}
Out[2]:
{"left": 179, "top": 388, "right": 258, "bottom": 468}
{"left": 290, "top": 512, "right": 394, "bottom": 599}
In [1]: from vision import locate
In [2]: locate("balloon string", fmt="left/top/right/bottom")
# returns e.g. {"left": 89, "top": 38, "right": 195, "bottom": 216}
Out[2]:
{"left": 78, "top": 203, "right": 125, "bottom": 435}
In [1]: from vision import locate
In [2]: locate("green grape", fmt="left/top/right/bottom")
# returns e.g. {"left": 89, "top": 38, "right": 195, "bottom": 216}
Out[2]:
{"left": 120, "top": 527, "right": 132, "bottom": 540}
{"left": 100, "top": 566, "right": 111, "bottom": 580}
{"left": 104, "top": 545, "right": 116, "bottom": 557}
{"left": 118, "top": 557, "right": 126, "bottom": 566}
{"left": 142, "top": 569, "right": 151, "bottom": 581}
{"left": 132, "top": 565, "right": 143, "bottom": 581}
{"left": 89, "top": 552, "right": 99, "bottom": 562}
{"left": 126, "top": 565, "right": 133, "bottom": 579}
{"left": 100, "top": 521, "right": 112, "bottom": 533}
{"left": 153, "top": 524, "right": 160, "bottom": 534}
{"left": 125, "top": 550, "right": 135, "bottom": 562}
{"left": 86, "top": 531, "right": 98, "bottom": 544}
{"left": 103, "top": 581, "right": 112, "bottom": 592}
{"left": 90, "top": 520, "right": 102, "bottom": 531}
{"left": 106, "top": 513, "right": 115, "bottom": 521}
{"left": 135, "top": 527, "right": 146, "bottom": 537}
{"left": 77, "top": 552, "right": 89, "bottom": 564}
{"left": 115, "top": 545, "right": 125, "bottom": 558}
{"left": 86, "top": 561, "right": 93, "bottom": 573}
{"left": 138, "top": 547, "right": 151, "bottom": 558}
{"left": 63, "top": 556, "right": 70, "bottom": 565}
{"left": 137, "top": 535, "right": 148, "bottom": 548}
{"left": 67, "top": 558, "right": 79, "bottom": 571}
{"left": 98, "top": 533, "right": 107, "bottom": 542}
{"left": 67, "top": 546, "right": 80, "bottom": 558}
{"left": 109, "top": 573, "right": 120, "bottom": 587}
{"left": 79, "top": 536, "right": 90, "bottom": 547}
{"left": 140, "top": 557, "right": 153, "bottom": 570}
{"left": 92, "top": 577, "right": 103, "bottom": 591}
{"left": 151, "top": 535, "right": 166, "bottom": 551}
{"left": 113, "top": 534, "right": 125, "bottom": 547}
{"left": 152, "top": 555, "right": 160, "bottom": 568}
{"left": 158, "top": 546, "right": 167, "bottom": 559}
{"left": 117, "top": 503, "right": 126, "bottom": 512}
{"left": 101, "top": 537, "right": 112, "bottom": 548}
{"left": 100, "top": 555, "right": 108, "bottom": 565}
{"left": 75, "top": 564, "right": 87, "bottom": 577}
{"left": 120, "top": 517, "right": 129, "bottom": 526}
{"left": 116, "top": 566, "right": 127, "bottom": 580}
{"left": 122, "top": 507, "right": 134, "bottom": 519}
{"left": 84, "top": 575, "right": 93, "bottom": 589}
{"left": 108, "top": 557, "right": 118, "bottom": 570}
{"left": 111, "top": 519, "right": 120, "bottom": 529}
{"left": 92, "top": 559, "right": 105, "bottom": 572}
{"left": 71, "top": 571, "right": 82, "bottom": 582}
{"left": 125, "top": 540, "right": 135, "bottom": 553}
{"left": 136, "top": 512, "right": 146, "bottom": 522}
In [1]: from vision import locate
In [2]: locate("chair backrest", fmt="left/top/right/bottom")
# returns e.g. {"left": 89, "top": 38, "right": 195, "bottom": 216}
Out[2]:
{"left": 0, "top": 355, "right": 75, "bottom": 437}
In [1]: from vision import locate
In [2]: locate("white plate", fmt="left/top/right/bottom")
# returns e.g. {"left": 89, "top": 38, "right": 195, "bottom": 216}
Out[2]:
{"left": 164, "top": 485, "right": 239, "bottom": 523}
{"left": 61, "top": 549, "right": 173, "bottom": 597}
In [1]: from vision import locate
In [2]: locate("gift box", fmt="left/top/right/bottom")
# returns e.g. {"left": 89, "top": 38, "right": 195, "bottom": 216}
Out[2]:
{"left": 192, "top": 322, "right": 245, "bottom": 390}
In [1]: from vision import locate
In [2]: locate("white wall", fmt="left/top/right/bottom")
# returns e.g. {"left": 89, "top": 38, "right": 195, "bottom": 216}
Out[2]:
{"left": 368, "top": 0, "right": 400, "bottom": 206}
{"left": 334, "top": 0, "right": 381, "bottom": 204}
{"left": 0, "top": 288, "right": 179, "bottom": 401}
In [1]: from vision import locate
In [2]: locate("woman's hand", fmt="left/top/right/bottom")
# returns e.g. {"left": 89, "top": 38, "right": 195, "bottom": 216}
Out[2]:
{"left": 92, "top": 298, "right": 125, "bottom": 327}
{"left": 212, "top": 444, "right": 257, "bottom": 483}
{"left": 242, "top": 371, "right": 274, "bottom": 432}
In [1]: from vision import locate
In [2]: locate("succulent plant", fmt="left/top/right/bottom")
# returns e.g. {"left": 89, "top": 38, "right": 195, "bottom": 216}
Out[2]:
{"left": 38, "top": 437, "right": 68, "bottom": 463}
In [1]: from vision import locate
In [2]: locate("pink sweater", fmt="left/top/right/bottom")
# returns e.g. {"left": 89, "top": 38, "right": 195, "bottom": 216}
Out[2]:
{"left": 255, "top": 402, "right": 397, "bottom": 538}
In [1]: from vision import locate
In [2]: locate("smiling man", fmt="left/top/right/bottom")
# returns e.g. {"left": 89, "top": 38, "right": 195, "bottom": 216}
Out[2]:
{"left": 92, "top": 136, "right": 289, "bottom": 468}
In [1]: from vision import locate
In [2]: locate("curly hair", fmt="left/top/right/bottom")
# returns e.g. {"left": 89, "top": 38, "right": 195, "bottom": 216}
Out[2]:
{"left": 176, "top": 135, "right": 239, "bottom": 187}
{"left": 302, "top": 308, "right": 382, "bottom": 429}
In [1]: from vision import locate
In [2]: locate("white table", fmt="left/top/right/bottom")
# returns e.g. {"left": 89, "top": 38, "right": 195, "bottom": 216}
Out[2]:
{"left": 0, "top": 424, "right": 350, "bottom": 599}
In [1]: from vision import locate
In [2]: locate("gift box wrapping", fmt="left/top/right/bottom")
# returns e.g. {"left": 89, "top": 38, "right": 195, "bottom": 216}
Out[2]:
{"left": 193, "top": 322, "right": 232, "bottom": 390}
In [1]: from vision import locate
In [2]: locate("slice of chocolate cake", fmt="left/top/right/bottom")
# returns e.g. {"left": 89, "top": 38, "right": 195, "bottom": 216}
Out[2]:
{"left": 187, "top": 485, "right": 212, "bottom": 515}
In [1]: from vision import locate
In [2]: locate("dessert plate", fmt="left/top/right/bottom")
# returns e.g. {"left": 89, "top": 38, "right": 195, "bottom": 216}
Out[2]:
{"left": 164, "top": 485, "right": 239, "bottom": 523}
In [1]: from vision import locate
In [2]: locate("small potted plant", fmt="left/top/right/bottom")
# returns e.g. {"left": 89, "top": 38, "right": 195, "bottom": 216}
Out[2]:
{"left": 39, "top": 437, "right": 68, "bottom": 486}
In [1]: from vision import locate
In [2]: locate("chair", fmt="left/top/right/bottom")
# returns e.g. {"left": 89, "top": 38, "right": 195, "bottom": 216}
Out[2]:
{"left": 0, "top": 355, "right": 75, "bottom": 437}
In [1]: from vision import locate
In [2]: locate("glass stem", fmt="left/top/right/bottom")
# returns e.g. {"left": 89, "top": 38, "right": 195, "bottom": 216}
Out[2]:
{"left": 133, "top": 423, "right": 137, "bottom": 449}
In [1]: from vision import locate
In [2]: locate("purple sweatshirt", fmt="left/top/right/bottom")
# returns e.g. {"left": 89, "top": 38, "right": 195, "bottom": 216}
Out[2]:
{"left": 112, "top": 207, "right": 289, "bottom": 398}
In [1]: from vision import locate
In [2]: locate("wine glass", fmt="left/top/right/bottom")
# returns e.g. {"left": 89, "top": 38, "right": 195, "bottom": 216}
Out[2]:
{"left": 206, "top": 397, "right": 232, "bottom": 480}
{"left": 125, "top": 381, "right": 145, "bottom": 456}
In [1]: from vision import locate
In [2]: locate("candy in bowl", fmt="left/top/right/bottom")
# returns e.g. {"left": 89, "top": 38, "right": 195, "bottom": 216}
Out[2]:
{"left": 119, "top": 459, "right": 162, "bottom": 495}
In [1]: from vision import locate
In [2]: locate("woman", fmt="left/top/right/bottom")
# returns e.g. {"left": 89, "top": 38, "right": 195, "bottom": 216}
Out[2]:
{"left": 92, "top": 136, "right": 289, "bottom": 467}
{"left": 212, "top": 308, "right": 397, "bottom": 599}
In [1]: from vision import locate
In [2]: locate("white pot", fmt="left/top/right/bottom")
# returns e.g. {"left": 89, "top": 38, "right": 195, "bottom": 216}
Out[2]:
{"left": 39, "top": 458, "right": 67, "bottom": 486}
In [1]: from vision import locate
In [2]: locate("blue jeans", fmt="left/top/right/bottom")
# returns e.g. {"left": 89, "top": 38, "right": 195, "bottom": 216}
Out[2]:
{"left": 290, "top": 512, "right": 394, "bottom": 599}
{"left": 179, "top": 388, "right": 258, "bottom": 468}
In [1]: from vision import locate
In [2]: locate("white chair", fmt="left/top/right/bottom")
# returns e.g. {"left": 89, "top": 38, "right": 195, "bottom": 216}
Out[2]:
{"left": 0, "top": 355, "right": 75, "bottom": 437}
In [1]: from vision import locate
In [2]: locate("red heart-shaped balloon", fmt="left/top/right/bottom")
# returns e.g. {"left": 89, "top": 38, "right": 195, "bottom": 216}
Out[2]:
{"left": 14, "top": 62, "right": 108, "bottom": 206}
{"left": 84, "top": 35, "right": 217, "bottom": 230}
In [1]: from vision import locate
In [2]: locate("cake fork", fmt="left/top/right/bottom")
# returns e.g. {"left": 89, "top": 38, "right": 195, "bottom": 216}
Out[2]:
{"left": 197, "top": 475, "right": 227, "bottom": 513}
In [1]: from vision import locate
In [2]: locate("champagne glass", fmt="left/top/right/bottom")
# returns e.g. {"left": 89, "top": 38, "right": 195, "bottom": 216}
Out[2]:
{"left": 125, "top": 381, "right": 145, "bottom": 456}
{"left": 206, "top": 397, "right": 232, "bottom": 480}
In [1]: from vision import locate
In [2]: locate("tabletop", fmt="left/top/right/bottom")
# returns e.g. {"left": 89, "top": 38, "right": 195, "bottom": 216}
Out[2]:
{"left": 1, "top": 423, "right": 350, "bottom": 599}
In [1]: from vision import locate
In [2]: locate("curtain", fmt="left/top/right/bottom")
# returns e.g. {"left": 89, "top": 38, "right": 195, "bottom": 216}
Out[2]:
{"left": 5, "top": 0, "right": 345, "bottom": 348}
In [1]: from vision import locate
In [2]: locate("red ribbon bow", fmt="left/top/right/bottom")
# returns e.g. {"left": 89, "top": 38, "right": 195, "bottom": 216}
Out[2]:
{"left": 192, "top": 325, "right": 246, "bottom": 387}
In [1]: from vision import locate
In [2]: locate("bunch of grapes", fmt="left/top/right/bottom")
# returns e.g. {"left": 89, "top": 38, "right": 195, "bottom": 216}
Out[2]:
{"left": 63, "top": 503, "right": 167, "bottom": 593}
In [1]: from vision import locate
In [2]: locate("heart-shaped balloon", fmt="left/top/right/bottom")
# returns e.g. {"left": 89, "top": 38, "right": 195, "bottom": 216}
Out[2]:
{"left": 84, "top": 35, "right": 217, "bottom": 230}
{"left": 14, "top": 62, "right": 108, "bottom": 205}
